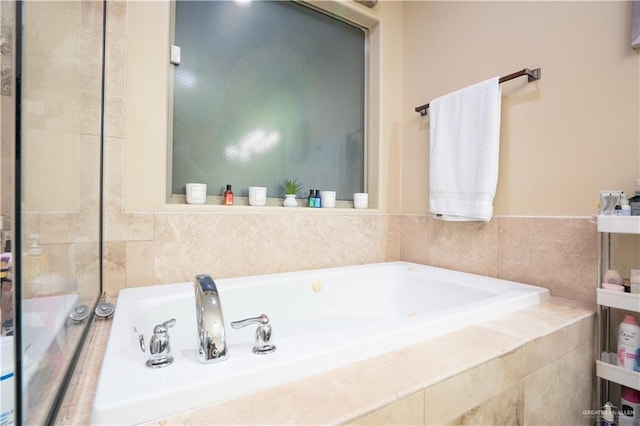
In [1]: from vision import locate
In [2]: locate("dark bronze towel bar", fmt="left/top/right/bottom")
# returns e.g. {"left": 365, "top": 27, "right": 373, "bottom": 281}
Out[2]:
{"left": 414, "top": 67, "right": 541, "bottom": 116}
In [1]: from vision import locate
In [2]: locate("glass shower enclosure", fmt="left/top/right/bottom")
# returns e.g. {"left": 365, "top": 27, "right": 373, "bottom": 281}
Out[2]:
{"left": 1, "top": 1, "right": 104, "bottom": 423}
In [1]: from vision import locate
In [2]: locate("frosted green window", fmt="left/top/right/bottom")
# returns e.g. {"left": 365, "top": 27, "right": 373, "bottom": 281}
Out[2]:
{"left": 171, "top": 1, "right": 366, "bottom": 201}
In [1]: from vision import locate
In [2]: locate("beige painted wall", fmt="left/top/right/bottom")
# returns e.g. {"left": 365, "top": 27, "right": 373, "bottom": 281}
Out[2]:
{"left": 124, "top": 1, "right": 169, "bottom": 212}
{"left": 402, "top": 1, "right": 640, "bottom": 216}
{"left": 124, "top": 1, "right": 639, "bottom": 217}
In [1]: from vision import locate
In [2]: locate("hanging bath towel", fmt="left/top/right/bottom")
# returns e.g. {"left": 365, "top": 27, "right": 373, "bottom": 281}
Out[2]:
{"left": 429, "top": 77, "right": 501, "bottom": 221}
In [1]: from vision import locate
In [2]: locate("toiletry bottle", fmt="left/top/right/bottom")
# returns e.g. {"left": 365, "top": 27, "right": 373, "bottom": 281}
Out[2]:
{"left": 23, "top": 234, "right": 48, "bottom": 292}
{"left": 629, "top": 179, "right": 640, "bottom": 216}
{"left": 619, "top": 386, "right": 640, "bottom": 426}
{"left": 314, "top": 189, "right": 321, "bottom": 208}
{"left": 617, "top": 315, "right": 640, "bottom": 370}
{"left": 308, "top": 189, "right": 315, "bottom": 207}
{"left": 223, "top": 184, "right": 233, "bottom": 205}
{"left": 621, "top": 194, "right": 632, "bottom": 216}
{"left": 602, "top": 402, "right": 617, "bottom": 426}
{"left": 605, "top": 269, "right": 623, "bottom": 285}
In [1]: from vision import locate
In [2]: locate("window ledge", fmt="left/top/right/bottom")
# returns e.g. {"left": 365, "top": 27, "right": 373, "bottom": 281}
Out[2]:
{"left": 163, "top": 196, "right": 378, "bottom": 213}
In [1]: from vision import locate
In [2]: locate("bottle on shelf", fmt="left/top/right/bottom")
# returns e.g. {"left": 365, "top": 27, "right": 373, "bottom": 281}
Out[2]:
{"left": 629, "top": 178, "right": 640, "bottom": 216}
{"left": 308, "top": 189, "right": 315, "bottom": 207}
{"left": 223, "top": 184, "right": 234, "bottom": 205}
{"left": 619, "top": 386, "right": 640, "bottom": 426}
{"left": 313, "top": 189, "right": 321, "bottom": 208}
{"left": 601, "top": 402, "right": 616, "bottom": 426}
{"left": 617, "top": 314, "right": 640, "bottom": 370}
{"left": 619, "top": 192, "right": 631, "bottom": 216}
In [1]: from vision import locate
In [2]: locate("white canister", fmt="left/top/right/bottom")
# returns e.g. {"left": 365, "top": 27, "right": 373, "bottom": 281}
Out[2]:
{"left": 319, "top": 191, "right": 336, "bottom": 208}
{"left": 248, "top": 187, "right": 267, "bottom": 206}
{"left": 618, "top": 315, "right": 640, "bottom": 370}
{"left": 186, "top": 183, "right": 207, "bottom": 204}
{"left": 353, "top": 192, "right": 368, "bottom": 209}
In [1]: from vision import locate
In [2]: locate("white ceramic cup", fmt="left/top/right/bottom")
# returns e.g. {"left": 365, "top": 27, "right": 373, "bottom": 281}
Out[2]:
{"left": 186, "top": 183, "right": 207, "bottom": 204}
{"left": 631, "top": 269, "right": 640, "bottom": 285}
{"left": 248, "top": 186, "right": 267, "bottom": 206}
{"left": 353, "top": 192, "right": 368, "bottom": 209}
{"left": 319, "top": 191, "right": 336, "bottom": 208}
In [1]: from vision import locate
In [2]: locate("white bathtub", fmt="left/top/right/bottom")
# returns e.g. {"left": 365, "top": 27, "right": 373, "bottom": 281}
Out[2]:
{"left": 91, "top": 261, "right": 549, "bottom": 425}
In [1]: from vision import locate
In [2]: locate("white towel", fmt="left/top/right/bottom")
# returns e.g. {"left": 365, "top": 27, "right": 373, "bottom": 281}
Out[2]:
{"left": 429, "top": 77, "right": 501, "bottom": 221}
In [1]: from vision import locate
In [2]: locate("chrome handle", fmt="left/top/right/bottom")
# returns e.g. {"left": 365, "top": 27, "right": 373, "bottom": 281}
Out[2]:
{"left": 146, "top": 318, "right": 176, "bottom": 368}
{"left": 231, "top": 314, "right": 276, "bottom": 355}
{"left": 153, "top": 318, "right": 176, "bottom": 334}
{"left": 230, "top": 314, "right": 269, "bottom": 329}
{"left": 149, "top": 318, "right": 176, "bottom": 353}
{"left": 149, "top": 333, "right": 168, "bottom": 355}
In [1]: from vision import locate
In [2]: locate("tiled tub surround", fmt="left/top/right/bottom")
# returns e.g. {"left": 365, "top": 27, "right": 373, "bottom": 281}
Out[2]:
{"left": 57, "top": 296, "right": 594, "bottom": 425}
{"left": 28, "top": 204, "right": 600, "bottom": 306}
{"left": 97, "top": 213, "right": 599, "bottom": 306}
{"left": 38, "top": 212, "right": 601, "bottom": 425}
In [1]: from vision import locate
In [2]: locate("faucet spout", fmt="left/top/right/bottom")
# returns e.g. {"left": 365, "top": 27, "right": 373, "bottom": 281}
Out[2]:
{"left": 194, "top": 274, "right": 227, "bottom": 363}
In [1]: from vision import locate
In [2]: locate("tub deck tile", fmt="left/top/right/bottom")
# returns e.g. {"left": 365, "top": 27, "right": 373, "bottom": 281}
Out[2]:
{"left": 58, "top": 296, "right": 595, "bottom": 426}
{"left": 375, "top": 325, "right": 523, "bottom": 389}
{"left": 477, "top": 296, "right": 593, "bottom": 342}
{"left": 186, "top": 356, "right": 422, "bottom": 425}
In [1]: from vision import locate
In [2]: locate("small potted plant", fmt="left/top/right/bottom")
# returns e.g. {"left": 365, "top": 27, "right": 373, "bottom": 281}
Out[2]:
{"left": 281, "top": 178, "right": 302, "bottom": 207}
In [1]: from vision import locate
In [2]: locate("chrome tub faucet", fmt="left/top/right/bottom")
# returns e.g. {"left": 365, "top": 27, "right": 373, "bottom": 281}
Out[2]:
{"left": 194, "top": 274, "right": 228, "bottom": 363}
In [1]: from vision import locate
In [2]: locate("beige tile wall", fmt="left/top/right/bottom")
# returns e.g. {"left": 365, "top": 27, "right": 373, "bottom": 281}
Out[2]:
{"left": 19, "top": 0, "right": 104, "bottom": 303}
{"left": 102, "top": 210, "right": 600, "bottom": 308}
{"left": 399, "top": 215, "right": 599, "bottom": 307}
{"left": 103, "top": 210, "right": 401, "bottom": 296}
